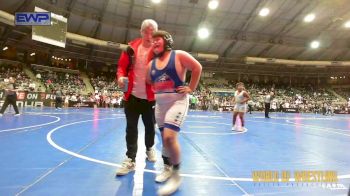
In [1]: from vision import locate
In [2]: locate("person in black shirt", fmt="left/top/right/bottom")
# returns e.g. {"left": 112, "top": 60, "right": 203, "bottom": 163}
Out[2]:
{"left": 279, "top": 102, "right": 284, "bottom": 112}
{"left": 76, "top": 94, "right": 81, "bottom": 109}
{"left": 55, "top": 87, "right": 63, "bottom": 109}
{"left": 264, "top": 90, "right": 274, "bottom": 118}
{"left": 0, "top": 77, "right": 20, "bottom": 116}
{"left": 322, "top": 102, "right": 327, "bottom": 115}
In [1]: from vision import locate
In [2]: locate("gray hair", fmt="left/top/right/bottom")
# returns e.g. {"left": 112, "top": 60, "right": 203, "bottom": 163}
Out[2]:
{"left": 140, "top": 19, "right": 158, "bottom": 31}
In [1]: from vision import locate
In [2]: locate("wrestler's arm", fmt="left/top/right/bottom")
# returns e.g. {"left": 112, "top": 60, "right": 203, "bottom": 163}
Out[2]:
{"left": 176, "top": 50, "right": 202, "bottom": 93}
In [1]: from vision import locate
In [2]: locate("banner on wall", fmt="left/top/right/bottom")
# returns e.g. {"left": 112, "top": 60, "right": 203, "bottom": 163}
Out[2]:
{"left": 0, "top": 90, "right": 56, "bottom": 106}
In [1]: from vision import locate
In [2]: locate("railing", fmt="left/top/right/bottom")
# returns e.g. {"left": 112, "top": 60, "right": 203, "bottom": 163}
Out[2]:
{"left": 31, "top": 64, "right": 80, "bottom": 74}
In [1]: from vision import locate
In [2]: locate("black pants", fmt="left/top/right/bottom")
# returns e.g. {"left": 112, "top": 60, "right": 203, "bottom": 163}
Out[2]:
{"left": 0, "top": 94, "right": 19, "bottom": 114}
{"left": 265, "top": 103, "right": 270, "bottom": 118}
{"left": 55, "top": 97, "right": 62, "bottom": 108}
{"left": 124, "top": 95, "right": 155, "bottom": 161}
{"left": 248, "top": 105, "right": 252, "bottom": 114}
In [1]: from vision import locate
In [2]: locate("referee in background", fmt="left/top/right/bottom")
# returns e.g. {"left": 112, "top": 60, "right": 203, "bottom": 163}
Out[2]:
{"left": 0, "top": 77, "right": 20, "bottom": 116}
{"left": 55, "top": 87, "right": 63, "bottom": 109}
{"left": 264, "top": 89, "right": 274, "bottom": 118}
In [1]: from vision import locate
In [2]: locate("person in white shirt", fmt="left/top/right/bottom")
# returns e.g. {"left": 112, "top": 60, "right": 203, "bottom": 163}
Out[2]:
{"left": 64, "top": 95, "right": 70, "bottom": 108}
{"left": 116, "top": 19, "right": 158, "bottom": 176}
{"left": 70, "top": 94, "right": 77, "bottom": 102}
{"left": 117, "top": 96, "right": 123, "bottom": 107}
{"left": 232, "top": 82, "right": 250, "bottom": 131}
{"left": 284, "top": 102, "right": 290, "bottom": 108}
{"left": 29, "top": 82, "right": 36, "bottom": 91}
{"left": 111, "top": 97, "right": 117, "bottom": 108}
{"left": 264, "top": 90, "right": 274, "bottom": 118}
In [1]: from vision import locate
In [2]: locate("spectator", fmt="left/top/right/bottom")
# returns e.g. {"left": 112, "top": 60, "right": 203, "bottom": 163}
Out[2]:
{"left": 29, "top": 81, "right": 36, "bottom": 91}
{"left": 36, "top": 73, "right": 41, "bottom": 79}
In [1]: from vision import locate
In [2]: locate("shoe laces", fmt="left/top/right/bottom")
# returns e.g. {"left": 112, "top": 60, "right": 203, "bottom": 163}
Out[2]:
{"left": 122, "top": 159, "right": 133, "bottom": 167}
{"left": 164, "top": 165, "right": 172, "bottom": 172}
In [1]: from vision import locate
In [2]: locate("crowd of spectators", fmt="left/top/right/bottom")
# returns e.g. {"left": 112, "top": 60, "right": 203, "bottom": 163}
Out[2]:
{"left": 32, "top": 68, "right": 86, "bottom": 95}
{"left": 1, "top": 64, "right": 349, "bottom": 113}
{"left": 333, "top": 88, "right": 350, "bottom": 100}
{"left": 59, "top": 91, "right": 124, "bottom": 109}
{"left": 89, "top": 72, "right": 118, "bottom": 94}
{"left": 190, "top": 79, "right": 349, "bottom": 114}
{"left": 0, "top": 64, "right": 39, "bottom": 91}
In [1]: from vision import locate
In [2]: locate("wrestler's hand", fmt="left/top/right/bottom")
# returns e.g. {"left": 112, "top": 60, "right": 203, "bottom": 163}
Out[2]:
{"left": 176, "top": 86, "right": 192, "bottom": 94}
{"left": 240, "top": 100, "right": 247, "bottom": 104}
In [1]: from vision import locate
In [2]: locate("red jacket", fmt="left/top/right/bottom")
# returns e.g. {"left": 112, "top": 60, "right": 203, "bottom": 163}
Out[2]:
{"left": 116, "top": 38, "right": 155, "bottom": 101}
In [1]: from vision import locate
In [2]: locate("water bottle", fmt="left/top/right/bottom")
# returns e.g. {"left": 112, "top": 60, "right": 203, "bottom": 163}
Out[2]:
{"left": 122, "top": 77, "right": 129, "bottom": 92}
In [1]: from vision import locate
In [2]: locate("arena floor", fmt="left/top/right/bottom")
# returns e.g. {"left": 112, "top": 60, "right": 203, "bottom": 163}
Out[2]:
{"left": 0, "top": 107, "right": 349, "bottom": 196}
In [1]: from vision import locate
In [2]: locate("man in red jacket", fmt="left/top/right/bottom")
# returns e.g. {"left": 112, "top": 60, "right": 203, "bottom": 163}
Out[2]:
{"left": 116, "top": 19, "right": 158, "bottom": 176}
